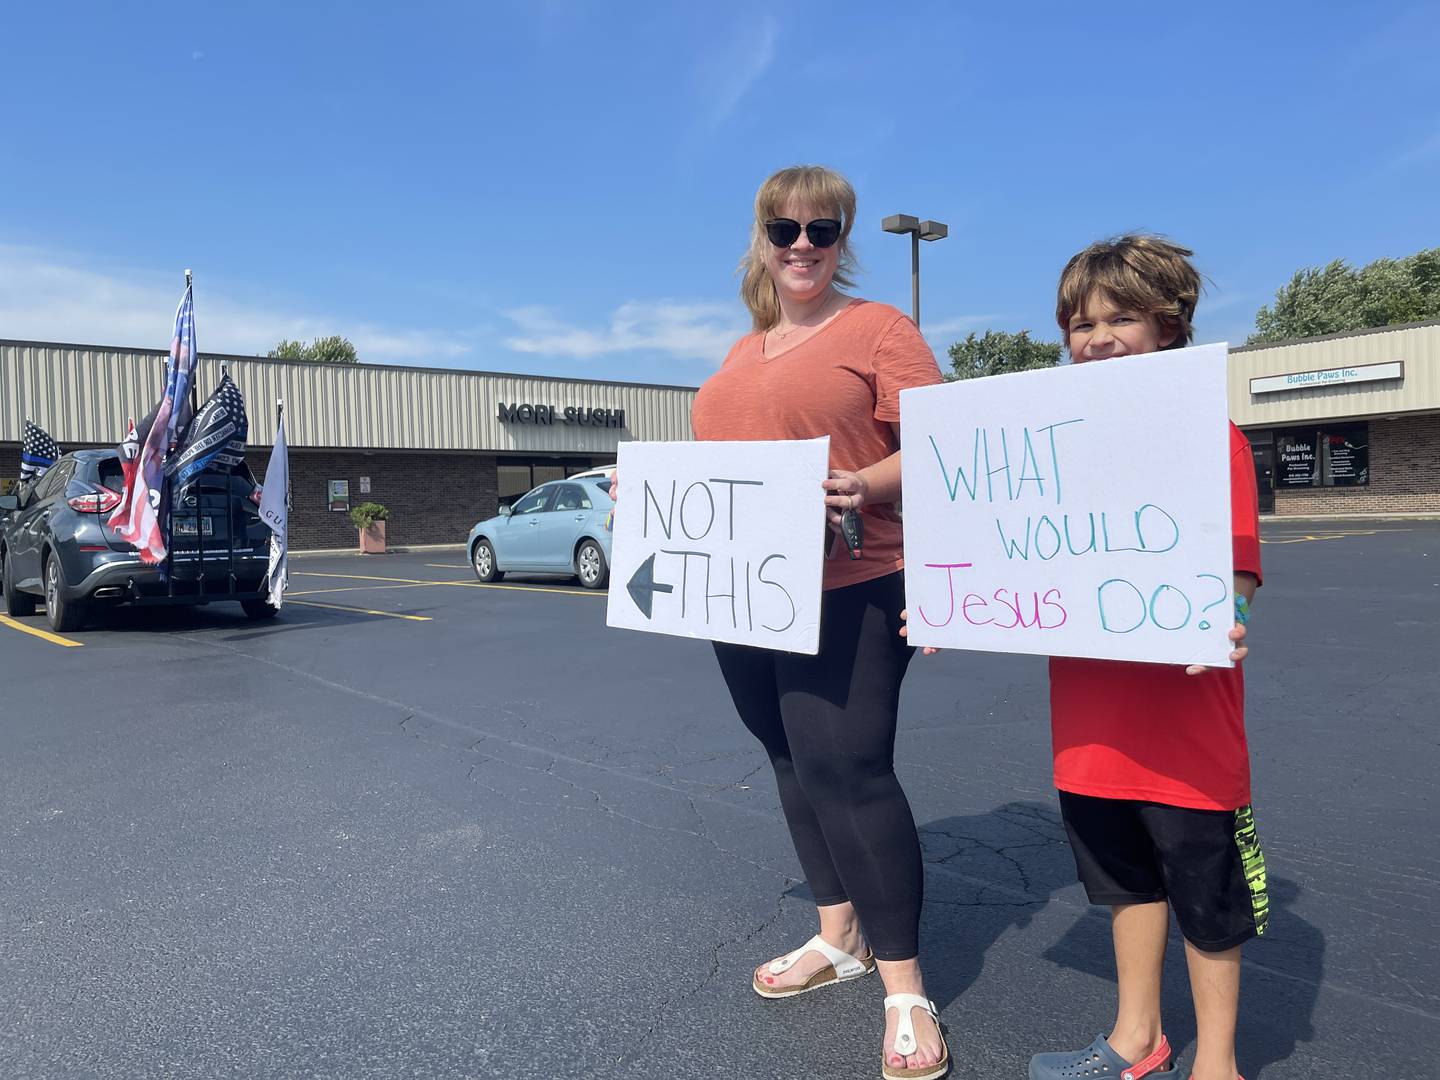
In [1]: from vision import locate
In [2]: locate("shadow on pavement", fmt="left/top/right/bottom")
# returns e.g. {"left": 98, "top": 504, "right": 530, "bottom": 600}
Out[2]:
{"left": 1040, "top": 875, "right": 1323, "bottom": 1078}
{"left": 917, "top": 800, "right": 1077, "bottom": 1010}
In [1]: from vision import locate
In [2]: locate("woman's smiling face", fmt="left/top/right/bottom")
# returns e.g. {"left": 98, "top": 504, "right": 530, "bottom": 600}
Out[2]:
{"left": 763, "top": 200, "right": 840, "bottom": 306}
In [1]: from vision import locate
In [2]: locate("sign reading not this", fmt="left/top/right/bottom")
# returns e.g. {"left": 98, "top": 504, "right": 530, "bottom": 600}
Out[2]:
{"left": 606, "top": 438, "right": 828, "bottom": 654}
{"left": 900, "top": 343, "right": 1236, "bottom": 667}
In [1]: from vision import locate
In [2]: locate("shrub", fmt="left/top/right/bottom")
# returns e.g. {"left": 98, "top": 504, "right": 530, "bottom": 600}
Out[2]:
{"left": 350, "top": 502, "right": 390, "bottom": 530}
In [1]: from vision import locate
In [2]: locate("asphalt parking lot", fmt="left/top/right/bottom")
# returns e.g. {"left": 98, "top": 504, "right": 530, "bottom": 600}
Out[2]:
{"left": 3, "top": 522, "right": 1438, "bottom": 1079}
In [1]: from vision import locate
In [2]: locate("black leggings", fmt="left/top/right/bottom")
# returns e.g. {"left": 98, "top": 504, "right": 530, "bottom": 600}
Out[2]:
{"left": 713, "top": 571, "right": 921, "bottom": 960}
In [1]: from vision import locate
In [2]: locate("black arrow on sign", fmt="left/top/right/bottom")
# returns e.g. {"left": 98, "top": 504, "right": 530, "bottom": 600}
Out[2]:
{"left": 626, "top": 553, "right": 674, "bottom": 619}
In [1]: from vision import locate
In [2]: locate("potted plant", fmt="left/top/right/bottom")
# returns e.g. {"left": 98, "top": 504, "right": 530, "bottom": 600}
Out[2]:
{"left": 350, "top": 502, "right": 390, "bottom": 554}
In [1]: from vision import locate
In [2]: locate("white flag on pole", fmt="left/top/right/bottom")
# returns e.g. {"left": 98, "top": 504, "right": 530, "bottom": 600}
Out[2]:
{"left": 259, "top": 409, "right": 289, "bottom": 609}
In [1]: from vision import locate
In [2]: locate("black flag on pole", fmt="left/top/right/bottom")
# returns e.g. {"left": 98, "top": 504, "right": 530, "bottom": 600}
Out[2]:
{"left": 20, "top": 420, "right": 61, "bottom": 484}
{"left": 165, "top": 374, "right": 249, "bottom": 487}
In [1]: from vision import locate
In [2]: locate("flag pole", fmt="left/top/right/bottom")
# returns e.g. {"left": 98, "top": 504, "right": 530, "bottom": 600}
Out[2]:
{"left": 185, "top": 269, "right": 198, "bottom": 423}
{"left": 191, "top": 271, "right": 204, "bottom": 590}
{"left": 277, "top": 396, "right": 288, "bottom": 514}
{"left": 174, "top": 268, "right": 197, "bottom": 592}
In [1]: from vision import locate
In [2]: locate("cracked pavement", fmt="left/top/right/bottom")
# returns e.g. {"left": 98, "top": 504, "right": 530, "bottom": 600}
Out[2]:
{"left": 2, "top": 524, "right": 1438, "bottom": 1078}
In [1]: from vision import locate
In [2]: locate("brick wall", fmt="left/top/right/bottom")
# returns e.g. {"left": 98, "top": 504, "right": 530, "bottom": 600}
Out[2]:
{"left": 1272, "top": 414, "right": 1440, "bottom": 515}
{"left": 276, "top": 449, "right": 500, "bottom": 550}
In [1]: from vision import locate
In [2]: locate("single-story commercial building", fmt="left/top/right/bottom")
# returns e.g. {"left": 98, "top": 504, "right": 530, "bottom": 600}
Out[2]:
{"left": 1, "top": 340, "right": 696, "bottom": 550}
{"left": 1228, "top": 320, "right": 1440, "bottom": 515}
{"left": 6, "top": 324, "right": 1436, "bottom": 546}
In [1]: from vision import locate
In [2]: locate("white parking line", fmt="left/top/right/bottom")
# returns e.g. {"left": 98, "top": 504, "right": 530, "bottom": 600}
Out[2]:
{"left": 285, "top": 599, "right": 433, "bottom": 622}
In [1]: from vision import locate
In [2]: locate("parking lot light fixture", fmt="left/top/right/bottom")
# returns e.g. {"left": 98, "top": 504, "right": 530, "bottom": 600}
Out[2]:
{"left": 881, "top": 213, "right": 949, "bottom": 326}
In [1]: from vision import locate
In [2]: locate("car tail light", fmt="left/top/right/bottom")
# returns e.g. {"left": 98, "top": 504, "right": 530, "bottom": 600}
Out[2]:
{"left": 68, "top": 486, "right": 122, "bottom": 514}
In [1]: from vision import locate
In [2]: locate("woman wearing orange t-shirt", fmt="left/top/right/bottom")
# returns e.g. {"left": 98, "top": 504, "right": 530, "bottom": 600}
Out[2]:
{"left": 691, "top": 165, "right": 948, "bottom": 1080}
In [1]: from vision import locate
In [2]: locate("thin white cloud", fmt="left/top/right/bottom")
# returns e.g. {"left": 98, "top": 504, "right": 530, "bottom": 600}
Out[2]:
{"left": 0, "top": 244, "right": 471, "bottom": 363}
{"left": 696, "top": 14, "right": 779, "bottom": 128}
{"left": 502, "top": 301, "right": 745, "bottom": 363}
{"left": 921, "top": 314, "right": 1001, "bottom": 346}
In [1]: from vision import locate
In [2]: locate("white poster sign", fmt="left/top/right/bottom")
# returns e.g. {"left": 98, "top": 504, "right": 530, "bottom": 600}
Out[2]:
{"left": 606, "top": 438, "right": 829, "bottom": 654}
{"left": 900, "top": 343, "right": 1235, "bottom": 667}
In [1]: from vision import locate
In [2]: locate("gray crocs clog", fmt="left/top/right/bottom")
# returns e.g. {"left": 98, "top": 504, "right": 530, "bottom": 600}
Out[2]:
{"left": 1028, "top": 1034, "right": 1177, "bottom": 1080}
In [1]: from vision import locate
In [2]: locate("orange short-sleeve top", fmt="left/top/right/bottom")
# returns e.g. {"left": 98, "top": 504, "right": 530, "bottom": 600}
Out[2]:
{"left": 690, "top": 300, "right": 943, "bottom": 590}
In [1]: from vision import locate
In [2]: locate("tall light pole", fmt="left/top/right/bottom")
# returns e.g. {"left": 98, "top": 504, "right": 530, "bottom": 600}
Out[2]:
{"left": 881, "top": 214, "right": 948, "bottom": 327}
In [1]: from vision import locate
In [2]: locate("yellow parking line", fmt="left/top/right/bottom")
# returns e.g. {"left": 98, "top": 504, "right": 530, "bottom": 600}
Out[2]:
{"left": 286, "top": 599, "right": 432, "bottom": 621}
{"left": 425, "top": 563, "right": 469, "bottom": 570}
{"left": 0, "top": 613, "right": 84, "bottom": 647}
{"left": 1260, "top": 528, "right": 1410, "bottom": 545}
{"left": 293, "top": 570, "right": 602, "bottom": 598}
{"left": 468, "top": 581, "right": 603, "bottom": 598}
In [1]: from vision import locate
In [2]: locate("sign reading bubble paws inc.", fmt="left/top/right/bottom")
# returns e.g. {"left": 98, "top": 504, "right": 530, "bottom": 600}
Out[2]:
{"left": 606, "top": 438, "right": 828, "bottom": 654}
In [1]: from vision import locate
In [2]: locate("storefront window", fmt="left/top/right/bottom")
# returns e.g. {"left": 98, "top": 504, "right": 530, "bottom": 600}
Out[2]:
{"left": 1274, "top": 423, "right": 1368, "bottom": 487}
{"left": 498, "top": 460, "right": 592, "bottom": 505}
{"left": 498, "top": 465, "right": 534, "bottom": 503}
{"left": 1322, "top": 425, "right": 1368, "bottom": 485}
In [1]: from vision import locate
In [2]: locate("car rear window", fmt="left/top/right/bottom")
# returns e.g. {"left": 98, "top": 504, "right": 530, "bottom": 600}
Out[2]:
{"left": 97, "top": 458, "right": 125, "bottom": 491}
{"left": 591, "top": 479, "right": 612, "bottom": 495}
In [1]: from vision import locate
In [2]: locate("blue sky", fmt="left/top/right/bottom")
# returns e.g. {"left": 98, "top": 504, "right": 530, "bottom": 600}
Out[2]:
{"left": 2, "top": 1, "right": 1437, "bottom": 388}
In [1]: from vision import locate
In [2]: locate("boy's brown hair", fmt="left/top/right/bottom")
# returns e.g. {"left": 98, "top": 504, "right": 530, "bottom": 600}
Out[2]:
{"left": 1055, "top": 234, "right": 1201, "bottom": 351}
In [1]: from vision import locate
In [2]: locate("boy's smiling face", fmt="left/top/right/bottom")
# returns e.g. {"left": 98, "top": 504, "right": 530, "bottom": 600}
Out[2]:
{"left": 1067, "top": 291, "right": 1177, "bottom": 363}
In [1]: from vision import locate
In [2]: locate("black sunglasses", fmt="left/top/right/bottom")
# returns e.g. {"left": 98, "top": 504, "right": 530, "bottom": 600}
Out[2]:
{"left": 763, "top": 217, "right": 842, "bottom": 249}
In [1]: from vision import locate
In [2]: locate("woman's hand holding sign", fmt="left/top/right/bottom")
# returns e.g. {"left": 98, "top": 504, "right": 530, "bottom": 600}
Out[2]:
{"left": 823, "top": 467, "right": 870, "bottom": 526}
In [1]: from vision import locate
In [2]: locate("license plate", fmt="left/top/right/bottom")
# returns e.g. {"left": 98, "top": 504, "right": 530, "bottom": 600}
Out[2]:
{"left": 175, "top": 516, "right": 214, "bottom": 537}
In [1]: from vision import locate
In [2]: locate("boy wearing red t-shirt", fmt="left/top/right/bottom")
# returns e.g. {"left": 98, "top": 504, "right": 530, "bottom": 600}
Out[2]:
{"left": 1029, "top": 236, "right": 1266, "bottom": 1080}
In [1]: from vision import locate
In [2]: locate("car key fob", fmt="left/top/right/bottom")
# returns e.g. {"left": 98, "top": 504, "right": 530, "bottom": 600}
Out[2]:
{"left": 840, "top": 508, "right": 863, "bottom": 559}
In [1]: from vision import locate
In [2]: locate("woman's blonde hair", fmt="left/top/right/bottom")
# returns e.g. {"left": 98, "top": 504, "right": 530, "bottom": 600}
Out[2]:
{"left": 1055, "top": 234, "right": 1202, "bottom": 351}
{"left": 739, "top": 165, "right": 859, "bottom": 332}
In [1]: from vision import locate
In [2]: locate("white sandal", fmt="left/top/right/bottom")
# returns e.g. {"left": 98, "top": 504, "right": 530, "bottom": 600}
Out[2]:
{"left": 881, "top": 994, "right": 950, "bottom": 1080}
{"left": 751, "top": 933, "right": 876, "bottom": 999}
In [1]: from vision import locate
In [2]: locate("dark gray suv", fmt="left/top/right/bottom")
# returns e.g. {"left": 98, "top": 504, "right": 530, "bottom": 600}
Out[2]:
{"left": 0, "top": 450, "right": 275, "bottom": 633}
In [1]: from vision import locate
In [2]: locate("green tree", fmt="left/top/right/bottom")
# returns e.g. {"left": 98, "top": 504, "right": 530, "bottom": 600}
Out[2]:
{"left": 268, "top": 338, "right": 308, "bottom": 360}
{"left": 308, "top": 334, "right": 359, "bottom": 364}
{"left": 1248, "top": 247, "right": 1440, "bottom": 345}
{"left": 267, "top": 335, "right": 360, "bottom": 364}
{"left": 946, "top": 329, "right": 1063, "bottom": 381}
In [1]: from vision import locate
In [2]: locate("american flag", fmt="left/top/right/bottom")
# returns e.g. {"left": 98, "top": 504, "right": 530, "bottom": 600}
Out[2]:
{"left": 109, "top": 280, "right": 198, "bottom": 564}
{"left": 166, "top": 374, "right": 248, "bottom": 487}
{"left": 164, "top": 283, "right": 199, "bottom": 449}
{"left": 19, "top": 420, "right": 61, "bottom": 484}
{"left": 108, "top": 407, "right": 167, "bottom": 564}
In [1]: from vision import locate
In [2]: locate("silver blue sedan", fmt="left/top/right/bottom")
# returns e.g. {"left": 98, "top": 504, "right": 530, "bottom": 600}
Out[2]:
{"left": 467, "top": 477, "right": 614, "bottom": 589}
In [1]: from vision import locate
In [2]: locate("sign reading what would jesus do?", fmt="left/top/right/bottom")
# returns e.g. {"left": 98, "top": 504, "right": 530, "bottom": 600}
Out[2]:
{"left": 899, "top": 343, "right": 1236, "bottom": 668}
{"left": 605, "top": 438, "right": 828, "bottom": 655}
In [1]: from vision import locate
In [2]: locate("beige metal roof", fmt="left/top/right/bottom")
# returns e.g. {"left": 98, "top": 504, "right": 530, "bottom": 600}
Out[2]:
{"left": 0, "top": 341, "right": 697, "bottom": 450}
{"left": 1227, "top": 321, "right": 1440, "bottom": 426}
